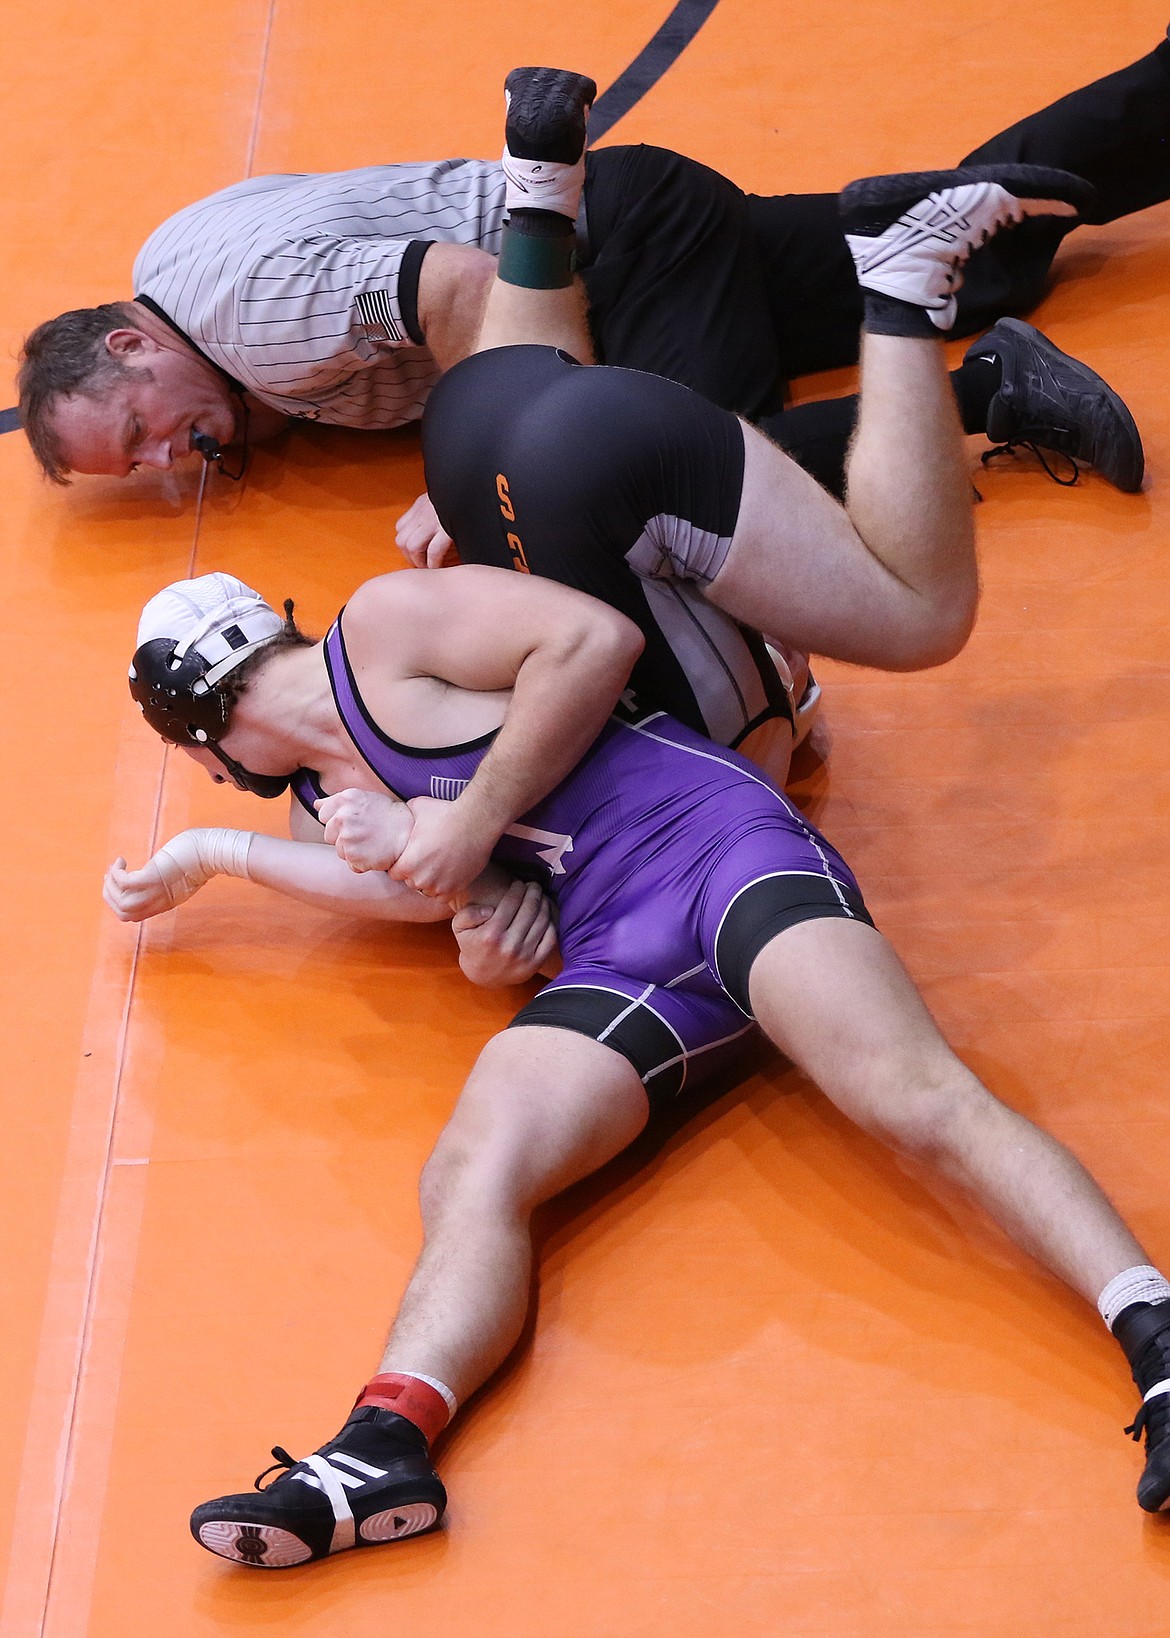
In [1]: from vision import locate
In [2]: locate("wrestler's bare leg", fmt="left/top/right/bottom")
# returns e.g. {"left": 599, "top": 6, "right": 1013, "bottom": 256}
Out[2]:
{"left": 748, "top": 917, "right": 1148, "bottom": 1298}
{"left": 380, "top": 1026, "right": 648, "bottom": 1401}
{"left": 744, "top": 917, "right": 1170, "bottom": 1507}
{"left": 474, "top": 272, "right": 593, "bottom": 362}
{"left": 711, "top": 332, "right": 978, "bottom": 672}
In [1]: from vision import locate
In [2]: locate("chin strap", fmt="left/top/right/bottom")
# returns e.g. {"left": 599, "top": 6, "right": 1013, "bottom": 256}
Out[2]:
{"left": 207, "top": 741, "right": 291, "bottom": 799}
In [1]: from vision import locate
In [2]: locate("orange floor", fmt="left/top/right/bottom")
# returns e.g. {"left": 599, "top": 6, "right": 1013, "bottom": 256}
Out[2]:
{"left": 3, "top": 3, "right": 1170, "bottom": 1633}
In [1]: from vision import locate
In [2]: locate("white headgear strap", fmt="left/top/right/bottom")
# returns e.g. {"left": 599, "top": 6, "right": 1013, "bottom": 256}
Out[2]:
{"left": 134, "top": 572, "right": 285, "bottom": 687}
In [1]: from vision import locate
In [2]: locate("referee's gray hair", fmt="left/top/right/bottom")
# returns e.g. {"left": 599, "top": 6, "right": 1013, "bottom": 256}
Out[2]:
{"left": 17, "top": 303, "right": 144, "bottom": 484}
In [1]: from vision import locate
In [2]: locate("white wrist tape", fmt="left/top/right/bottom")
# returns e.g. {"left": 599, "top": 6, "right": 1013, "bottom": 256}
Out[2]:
{"left": 151, "top": 828, "right": 254, "bottom": 908}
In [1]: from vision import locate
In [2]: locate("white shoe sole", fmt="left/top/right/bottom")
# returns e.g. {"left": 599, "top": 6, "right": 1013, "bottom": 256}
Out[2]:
{"left": 792, "top": 678, "right": 823, "bottom": 748}
{"left": 197, "top": 1500, "right": 440, "bottom": 1567}
{"left": 197, "top": 1520, "right": 314, "bottom": 1568}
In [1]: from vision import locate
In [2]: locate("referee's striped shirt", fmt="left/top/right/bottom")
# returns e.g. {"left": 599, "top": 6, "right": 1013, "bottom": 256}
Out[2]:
{"left": 133, "top": 160, "right": 507, "bottom": 429}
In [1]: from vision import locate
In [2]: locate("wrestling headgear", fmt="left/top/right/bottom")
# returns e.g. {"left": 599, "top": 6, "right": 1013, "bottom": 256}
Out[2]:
{"left": 129, "top": 573, "right": 291, "bottom": 799}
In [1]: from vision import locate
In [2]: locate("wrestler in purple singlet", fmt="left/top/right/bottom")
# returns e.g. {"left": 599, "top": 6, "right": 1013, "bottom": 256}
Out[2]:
{"left": 293, "top": 611, "right": 874, "bottom": 1105}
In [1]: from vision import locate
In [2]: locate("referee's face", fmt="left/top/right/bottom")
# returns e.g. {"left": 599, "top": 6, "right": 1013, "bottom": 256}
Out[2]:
{"left": 52, "top": 338, "right": 240, "bottom": 479}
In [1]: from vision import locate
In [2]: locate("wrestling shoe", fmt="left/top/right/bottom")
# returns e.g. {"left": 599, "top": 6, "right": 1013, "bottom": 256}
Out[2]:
{"left": 967, "top": 318, "right": 1144, "bottom": 493}
{"left": 1114, "top": 1299, "right": 1170, "bottom": 1512}
{"left": 793, "top": 669, "right": 823, "bottom": 748}
{"left": 840, "top": 165, "right": 1097, "bottom": 336}
{"left": 764, "top": 640, "right": 822, "bottom": 748}
{"left": 190, "top": 1407, "right": 447, "bottom": 1567}
{"left": 504, "top": 66, "right": 595, "bottom": 161}
{"left": 503, "top": 67, "right": 596, "bottom": 219}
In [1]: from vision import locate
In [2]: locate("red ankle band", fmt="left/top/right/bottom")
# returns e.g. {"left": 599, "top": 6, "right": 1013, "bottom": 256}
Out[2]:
{"left": 355, "top": 1373, "right": 451, "bottom": 1445}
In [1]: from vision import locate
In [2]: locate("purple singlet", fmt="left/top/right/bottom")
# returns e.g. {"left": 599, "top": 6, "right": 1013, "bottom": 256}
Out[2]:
{"left": 292, "top": 611, "right": 873, "bottom": 1105}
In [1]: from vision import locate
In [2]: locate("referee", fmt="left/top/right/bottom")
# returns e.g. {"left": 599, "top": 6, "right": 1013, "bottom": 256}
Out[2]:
{"left": 17, "top": 34, "right": 1169, "bottom": 494}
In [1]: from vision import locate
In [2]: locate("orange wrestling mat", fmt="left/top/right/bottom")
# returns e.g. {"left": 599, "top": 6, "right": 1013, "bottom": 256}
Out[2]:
{"left": 2, "top": 2, "right": 1169, "bottom": 1632}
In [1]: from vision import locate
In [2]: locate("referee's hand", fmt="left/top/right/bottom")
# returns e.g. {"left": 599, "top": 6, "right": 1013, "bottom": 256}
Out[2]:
{"left": 396, "top": 493, "right": 458, "bottom": 569}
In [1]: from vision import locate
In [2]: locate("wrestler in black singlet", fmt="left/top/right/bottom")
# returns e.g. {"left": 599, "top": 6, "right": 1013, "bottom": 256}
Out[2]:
{"left": 422, "top": 344, "right": 794, "bottom": 751}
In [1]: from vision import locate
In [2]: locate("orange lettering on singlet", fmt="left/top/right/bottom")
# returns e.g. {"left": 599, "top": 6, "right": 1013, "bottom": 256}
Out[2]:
{"left": 496, "top": 474, "right": 528, "bottom": 571}
{"left": 506, "top": 532, "right": 530, "bottom": 573}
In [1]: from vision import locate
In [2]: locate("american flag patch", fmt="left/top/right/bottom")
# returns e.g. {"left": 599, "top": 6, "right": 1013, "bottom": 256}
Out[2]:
{"left": 353, "top": 289, "right": 403, "bottom": 344}
{"left": 430, "top": 776, "right": 469, "bottom": 802}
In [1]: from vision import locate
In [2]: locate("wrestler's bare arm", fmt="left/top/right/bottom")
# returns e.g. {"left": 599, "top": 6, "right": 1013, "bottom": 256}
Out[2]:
{"left": 104, "top": 794, "right": 558, "bottom": 985}
{"left": 103, "top": 810, "right": 449, "bottom": 927}
{"left": 306, "top": 789, "right": 559, "bottom": 982}
{"left": 396, "top": 492, "right": 457, "bottom": 569}
{"left": 343, "top": 567, "right": 644, "bottom": 898}
{"left": 413, "top": 243, "right": 498, "bottom": 373}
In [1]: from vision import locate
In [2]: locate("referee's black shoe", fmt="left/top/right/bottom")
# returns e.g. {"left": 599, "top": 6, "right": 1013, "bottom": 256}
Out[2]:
{"left": 840, "top": 165, "right": 1096, "bottom": 338}
{"left": 1114, "top": 1299, "right": 1170, "bottom": 1513}
{"left": 968, "top": 319, "right": 1144, "bottom": 493}
{"left": 504, "top": 66, "right": 596, "bottom": 164}
{"left": 190, "top": 1407, "right": 447, "bottom": 1567}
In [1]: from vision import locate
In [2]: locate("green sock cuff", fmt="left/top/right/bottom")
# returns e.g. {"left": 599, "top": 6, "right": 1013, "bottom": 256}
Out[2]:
{"left": 497, "top": 227, "right": 575, "bottom": 290}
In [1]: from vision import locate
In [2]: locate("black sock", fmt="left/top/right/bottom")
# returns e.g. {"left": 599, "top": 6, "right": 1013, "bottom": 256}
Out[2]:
{"left": 508, "top": 209, "right": 575, "bottom": 238}
{"left": 951, "top": 354, "right": 1004, "bottom": 435}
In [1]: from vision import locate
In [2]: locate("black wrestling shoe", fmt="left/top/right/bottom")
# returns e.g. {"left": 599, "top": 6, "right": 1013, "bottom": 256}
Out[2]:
{"left": 190, "top": 1407, "right": 447, "bottom": 1567}
{"left": 1114, "top": 1300, "right": 1170, "bottom": 1513}
{"left": 967, "top": 318, "right": 1144, "bottom": 493}
{"left": 504, "top": 66, "right": 596, "bottom": 163}
{"left": 840, "top": 165, "right": 1097, "bottom": 336}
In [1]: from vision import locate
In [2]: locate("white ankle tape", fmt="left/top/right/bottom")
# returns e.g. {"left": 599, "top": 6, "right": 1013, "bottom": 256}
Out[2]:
{"left": 400, "top": 1371, "right": 458, "bottom": 1420}
{"left": 1097, "top": 1266, "right": 1170, "bottom": 1329}
{"left": 501, "top": 151, "right": 584, "bottom": 220}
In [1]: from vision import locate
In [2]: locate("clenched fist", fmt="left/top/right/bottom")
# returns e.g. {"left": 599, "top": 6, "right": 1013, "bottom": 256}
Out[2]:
{"left": 315, "top": 789, "right": 413, "bottom": 873}
{"left": 389, "top": 795, "right": 496, "bottom": 900}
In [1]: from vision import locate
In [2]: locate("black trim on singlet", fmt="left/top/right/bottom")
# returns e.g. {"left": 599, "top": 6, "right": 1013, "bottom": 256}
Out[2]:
{"left": 738, "top": 626, "right": 798, "bottom": 733}
{"left": 291, "top": 767, "right": 330, "bottom": 817}
{"left": 132, "top": 294, "right": 249, "bottom": 396}
{"left": 660, "top": 579, "right": 752, "bottom": 725}
{"left": 714, "top": 871, "right": 875, "bottom": 1015}
{"left": 509, "top": 983, "right": 691, "bottom": 1104}
{"left": 326, "top": 608, "right": 499, "bottom": 760}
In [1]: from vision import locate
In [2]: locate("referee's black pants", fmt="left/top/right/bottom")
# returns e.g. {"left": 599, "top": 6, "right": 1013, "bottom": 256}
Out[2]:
{"left": 580, "top": 40, "right": 1170, "bottom": 497}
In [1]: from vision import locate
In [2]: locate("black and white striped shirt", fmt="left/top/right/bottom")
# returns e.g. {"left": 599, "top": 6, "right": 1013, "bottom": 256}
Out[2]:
{"left": 133, "top": 160, "right": 507, "bottom": 429}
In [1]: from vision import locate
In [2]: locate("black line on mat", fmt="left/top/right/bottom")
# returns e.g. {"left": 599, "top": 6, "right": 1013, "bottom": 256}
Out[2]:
{"left": 589, "top": 0, "right": 723, "bottom": 142}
